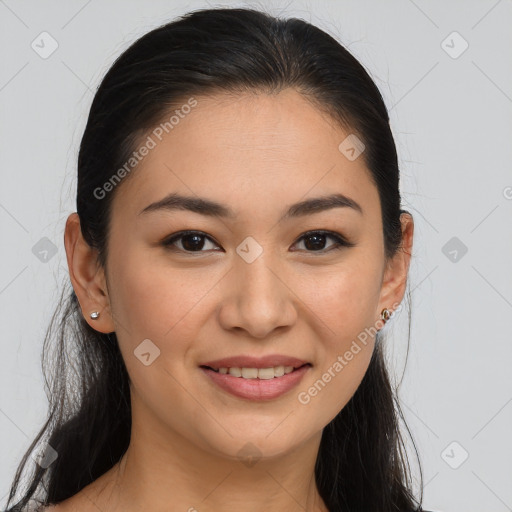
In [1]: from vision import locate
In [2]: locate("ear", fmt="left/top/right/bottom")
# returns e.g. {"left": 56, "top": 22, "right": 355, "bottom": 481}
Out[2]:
{"left": 376, "top": 212, "right": 414, "bottom": 322}
{"left": 64, "top": 213, "right": 115, "bottom": 333}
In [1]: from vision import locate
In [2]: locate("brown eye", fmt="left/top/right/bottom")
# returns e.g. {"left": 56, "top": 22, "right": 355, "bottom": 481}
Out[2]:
{"left": 162, "top": 229, "right": 354, "bottom": 255}
{"left": 163, "top": 231, "right": 220, "bottom": 253}
{"left": 292, "top": 231, "right": 354, "bottom": 253}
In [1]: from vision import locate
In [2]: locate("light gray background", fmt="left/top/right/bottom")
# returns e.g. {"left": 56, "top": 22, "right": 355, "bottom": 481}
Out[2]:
{"left": 1, "top": 1, "right": 511, "bottom": 511}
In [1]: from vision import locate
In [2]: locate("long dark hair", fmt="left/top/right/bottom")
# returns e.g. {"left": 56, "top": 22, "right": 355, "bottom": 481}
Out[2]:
{"left": 4, "top": 7, "right": 423, "bottom": 511}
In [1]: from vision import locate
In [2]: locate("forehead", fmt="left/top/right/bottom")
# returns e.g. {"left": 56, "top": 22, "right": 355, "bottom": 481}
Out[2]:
{"left": 112, "top": 89, "right": 379, "bottom": 222}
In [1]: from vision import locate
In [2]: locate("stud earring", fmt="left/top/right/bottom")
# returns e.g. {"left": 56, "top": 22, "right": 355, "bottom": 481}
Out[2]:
{"left": 381, "top": 308, "right": 391, "bottom": 322}
{"left": 90, "top": 311, "right": 100, "bottom": 320}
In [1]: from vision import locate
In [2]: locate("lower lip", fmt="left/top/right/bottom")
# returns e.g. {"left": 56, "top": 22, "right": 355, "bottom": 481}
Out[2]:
{"left": 200, "top": 365, "right": 311, "bottom": 401}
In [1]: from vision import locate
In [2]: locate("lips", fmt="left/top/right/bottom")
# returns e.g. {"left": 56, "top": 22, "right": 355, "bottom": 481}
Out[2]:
{"left": 200, "top": 354, "right": 310, "bottom": 371}
{"left": 201, "top": 363, "right": 311, "bottom": 401}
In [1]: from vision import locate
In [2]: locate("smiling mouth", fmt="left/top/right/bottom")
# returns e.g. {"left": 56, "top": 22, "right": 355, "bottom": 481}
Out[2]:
{"left": 200, "top": 363, "right": 311, "bottom": 379}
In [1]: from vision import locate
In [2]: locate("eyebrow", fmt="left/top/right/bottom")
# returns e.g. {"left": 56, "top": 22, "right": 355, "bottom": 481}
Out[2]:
{"left": 138, "top": 192, "right": 363, "bottom": 220}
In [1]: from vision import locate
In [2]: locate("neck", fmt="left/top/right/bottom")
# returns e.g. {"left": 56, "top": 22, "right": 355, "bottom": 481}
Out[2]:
{"left": 83, "top": 404, "right": 329, "bottom": 511}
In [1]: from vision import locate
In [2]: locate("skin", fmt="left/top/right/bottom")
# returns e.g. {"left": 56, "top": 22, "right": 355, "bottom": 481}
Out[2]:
{"left": 54, "top": 88, "right": 413, "bottom": 512}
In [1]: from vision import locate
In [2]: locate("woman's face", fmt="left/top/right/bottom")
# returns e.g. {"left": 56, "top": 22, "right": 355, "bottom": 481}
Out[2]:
{"left": 79, "top": 88, "right": 410, "bottom": 461}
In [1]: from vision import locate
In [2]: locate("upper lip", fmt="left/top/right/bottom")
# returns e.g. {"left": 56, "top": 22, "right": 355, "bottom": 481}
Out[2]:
{"left": 200, "top": 355, "right": 311, "bottom": 370}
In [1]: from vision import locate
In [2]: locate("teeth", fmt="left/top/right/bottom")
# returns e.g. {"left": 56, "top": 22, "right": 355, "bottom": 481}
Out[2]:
{"left": 215, "top": 365, "right": 298, "bottom": 379}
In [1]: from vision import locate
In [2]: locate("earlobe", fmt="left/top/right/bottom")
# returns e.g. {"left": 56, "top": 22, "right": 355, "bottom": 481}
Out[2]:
{"left": 64, "top": 213, "right": 116, "bottom": 333}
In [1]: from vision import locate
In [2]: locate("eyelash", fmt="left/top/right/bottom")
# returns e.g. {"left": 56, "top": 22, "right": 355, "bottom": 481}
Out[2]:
{"left": 162, "top": 230, "right": 355, "bottom": 255}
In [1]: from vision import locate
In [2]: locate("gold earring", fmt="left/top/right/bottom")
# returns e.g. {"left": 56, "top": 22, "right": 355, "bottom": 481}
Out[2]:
{"left": 381, "top": 308, "right": 391, "bottom": 322}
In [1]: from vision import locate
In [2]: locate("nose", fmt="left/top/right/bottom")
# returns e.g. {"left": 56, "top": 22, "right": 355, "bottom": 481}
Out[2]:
{"left": 217, "top": 255, "right": 297, "bottom": 339}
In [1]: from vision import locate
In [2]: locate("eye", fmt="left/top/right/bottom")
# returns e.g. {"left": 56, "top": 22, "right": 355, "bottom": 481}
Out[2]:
{"left": 162, "top": 231, "right": 221, "bottom": 253}
{"left": 162, "top": 229, "right": 354, "bottom": 254}
{"left": 292, "top": 230, "right": 355, "bottom": 253}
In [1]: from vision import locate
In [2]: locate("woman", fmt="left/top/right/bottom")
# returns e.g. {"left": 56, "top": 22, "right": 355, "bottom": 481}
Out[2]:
{"left": 4, "top": 7, "right": 433, "bottom": 512}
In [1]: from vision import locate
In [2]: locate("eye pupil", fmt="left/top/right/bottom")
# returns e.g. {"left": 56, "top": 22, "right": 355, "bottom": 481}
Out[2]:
{"left": 182, "top": 234, "right": 205, "bottom": 251}
{"left": 304, "top": 234, "right": 326, "bottom": 251}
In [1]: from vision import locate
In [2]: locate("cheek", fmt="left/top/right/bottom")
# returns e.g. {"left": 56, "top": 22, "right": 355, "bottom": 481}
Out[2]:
{"left": 295, "top": 258, "right": 381, "bottom": 410}
{"left": 109, "top": 253, "right": 214, "bottom": 412}
{"left": 302, "top": 256, "right": 383, "bottom": 339}
{"left": 108, "top": 247, "right": 217, "bottom": 341}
